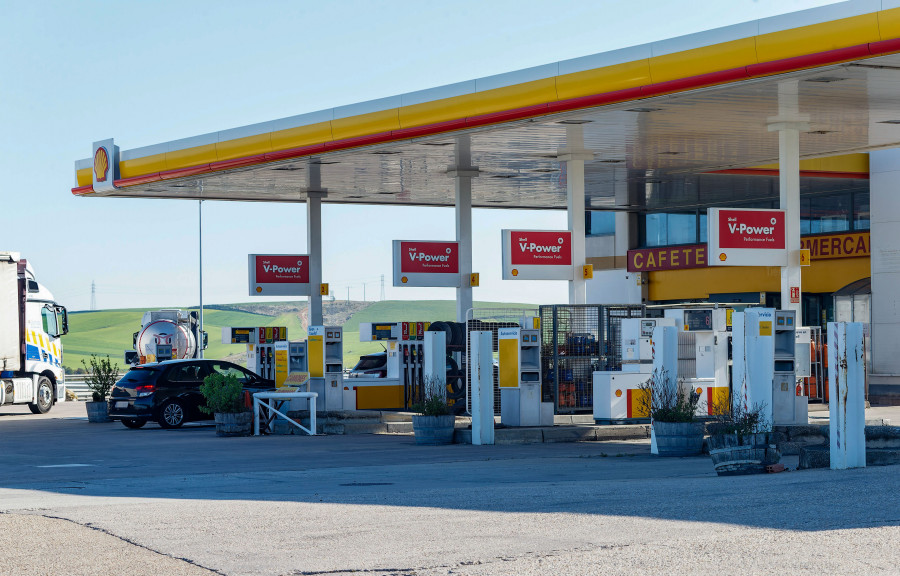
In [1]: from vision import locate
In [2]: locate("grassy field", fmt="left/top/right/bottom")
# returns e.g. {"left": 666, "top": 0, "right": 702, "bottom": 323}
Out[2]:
{"left": 62, "top": 300, "right": 537, "bottom": 371}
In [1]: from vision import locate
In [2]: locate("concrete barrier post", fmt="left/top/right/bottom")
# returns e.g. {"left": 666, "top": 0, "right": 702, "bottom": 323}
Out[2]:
{"left": 650, "top": 325, "right": 678, "bottom": 455}
{"left": 827, "top": 322, "right": 866, "bottom": 470}
{"left": 470, "top": 330, "right": 494, "bottom": 445}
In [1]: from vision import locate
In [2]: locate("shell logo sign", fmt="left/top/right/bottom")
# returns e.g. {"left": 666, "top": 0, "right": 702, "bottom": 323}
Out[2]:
{"left": 392, "top": 240, "right": 461, "bottom": 287}
{"left": 93, "top": 147, "right": 109, "bottom": 182}
{"left": 707, "top": 208, "right": 788, "bottom": 267}
{"left": 502, "top": 229, "right": 574, "bottom": 280}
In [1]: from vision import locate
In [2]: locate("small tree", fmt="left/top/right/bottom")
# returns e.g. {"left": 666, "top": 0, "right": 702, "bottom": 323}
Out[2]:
{"left": 81, "top": 354, "right": 119, "bottom": 402}
{"left": 636, "top": 367, "right": 700, "bottom": 423}
{"left": 410, "top": 375, "right": 450, "bottom": 417}
{"left": 199, "top": 372, "right": 247, "bottom": 414}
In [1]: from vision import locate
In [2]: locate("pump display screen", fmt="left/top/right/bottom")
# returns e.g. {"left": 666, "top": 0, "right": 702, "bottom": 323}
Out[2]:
{"left": 230, "top": 328, "right": 251, "bottom": 344}
{"left": 684, "top": 310, "right": 713, "bottom": 331}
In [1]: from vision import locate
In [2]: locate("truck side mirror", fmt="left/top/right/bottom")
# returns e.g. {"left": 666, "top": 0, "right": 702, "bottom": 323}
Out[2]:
{"left": 201, "top": 331, "right": 209, "bottom": 350}
{"left": 56, "top": 306, "right": 69, "bottom": 336}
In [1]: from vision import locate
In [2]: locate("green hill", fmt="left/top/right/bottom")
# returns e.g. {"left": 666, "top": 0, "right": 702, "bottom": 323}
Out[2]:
{"left": 62, "top": 300, "right": 538, "bottom": 372}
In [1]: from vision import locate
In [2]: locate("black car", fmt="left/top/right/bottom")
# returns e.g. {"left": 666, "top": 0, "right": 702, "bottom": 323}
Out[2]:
{"left": 107, "top": 359, "right": 274, "bottom": 429}
{"left": 347, "top": 352, "right": 387, "bottom": 378}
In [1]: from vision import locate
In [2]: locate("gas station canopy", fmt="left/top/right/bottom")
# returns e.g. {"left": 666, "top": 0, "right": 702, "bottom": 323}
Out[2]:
{"left": 74, "top": 2, "right": 898, "bottom": 212}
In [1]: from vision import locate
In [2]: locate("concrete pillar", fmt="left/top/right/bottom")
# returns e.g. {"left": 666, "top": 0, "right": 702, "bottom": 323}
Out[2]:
{"left": 470, "top": 330, "right": 494, "bottom": 445}
{"left": 558, "top": 125, "right": 593, "bottom": 304}
{"left": 828, "top": 322, "right": 866, "bottom": 469}
{"left": 768, "top": 81, "right": 808, "bottom": 316}
{"left": 306, "top": 160, "right": 326, "bottom": 326}
{"left": 450, "top": 135, "right": 478, "bottom": 323}
{"left": 869, "top": 149, "right": 900, "bottom": 384}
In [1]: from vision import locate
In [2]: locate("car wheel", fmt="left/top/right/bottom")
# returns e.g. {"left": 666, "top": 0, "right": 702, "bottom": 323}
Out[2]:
{"left": 158, "top": 399, "right": 186, "bottom": 429}
{"left": 28, "top": 376, "right": 54, "bottom": 414}
{"left": 121, "top": 418, "right": 147, "bottom": 429}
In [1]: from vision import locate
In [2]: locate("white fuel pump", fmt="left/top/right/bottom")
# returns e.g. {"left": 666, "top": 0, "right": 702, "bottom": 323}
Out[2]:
{"left": 498, "top": 326, "right": 548, "bottom": 426}
{"left": 731, "top": 308, "right": 807, "bottom": 426}
{"left": 593, "top": 317, "right": 675, "bottom": 424}
{"left": 664, "top": 308, "right": 731, "bottom": 416}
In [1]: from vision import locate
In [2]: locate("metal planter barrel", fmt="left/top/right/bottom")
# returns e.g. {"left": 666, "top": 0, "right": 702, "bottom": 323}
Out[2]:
{"left": 214, "top": 411, "right": 253, "bottom": 437}
{"left": 412, "top": 415, "right": 456, "bottom": 445}
{"left": 86, "top": 401, "right": 111, "bottom": 423}
{"left": 652, "top": 421, "right": 705, "bottom": 456}
{"left": 708, "top": 432, "right": 781, "bottom": 476}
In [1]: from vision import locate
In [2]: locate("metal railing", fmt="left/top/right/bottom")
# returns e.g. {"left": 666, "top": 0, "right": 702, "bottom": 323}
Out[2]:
{"left": 62, "top": 374, "right": 127, "bottom": 401}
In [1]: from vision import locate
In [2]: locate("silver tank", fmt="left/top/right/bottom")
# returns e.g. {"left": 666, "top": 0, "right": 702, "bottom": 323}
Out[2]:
{"left": 136, "top": 319, "right": 196, "bottom": 361}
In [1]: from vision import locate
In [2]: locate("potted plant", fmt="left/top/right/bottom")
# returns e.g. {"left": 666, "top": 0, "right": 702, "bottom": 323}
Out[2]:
{"left": 82, "top": 354, "right": 118, "bottom": 423}
{"left": 199, "top": 372, "right": 253, "bottom": 437}
{"left": 637, "top": 367, "right": 704, "bottom": 456}
{"left": 706, "top": 398, "right": 780, "bottom": 476}
{"left": 410, "top": 376, "right": 455, "bottom": 445}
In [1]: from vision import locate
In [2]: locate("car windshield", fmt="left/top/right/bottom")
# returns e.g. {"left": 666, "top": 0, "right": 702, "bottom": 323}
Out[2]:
{"left": 116, "top": 367, "right": 160, "bottom": 388}
{"left": 353, "top": 355, "right": 385, "bottom": 371}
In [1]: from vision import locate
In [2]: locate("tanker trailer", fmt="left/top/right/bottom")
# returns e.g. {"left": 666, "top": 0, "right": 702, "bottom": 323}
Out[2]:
{"left": 125, "top": 310, "right": 207, "bottom": 365}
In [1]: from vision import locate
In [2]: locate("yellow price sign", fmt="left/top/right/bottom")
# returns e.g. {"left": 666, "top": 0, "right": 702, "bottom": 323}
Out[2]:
{"left": 470, "top": 273, "right": 480, "bottom": 287}
{"left": 582, "top": 264, "right": 594, "bottom": 279}
{"left": 799, "top": 249, "right": 811, "bottom": 266}
{"left": 759, "top": 321, "right": 773, "bottom": 337}
{"left": 320, "top": 283, "right": 329, "bottom": 296}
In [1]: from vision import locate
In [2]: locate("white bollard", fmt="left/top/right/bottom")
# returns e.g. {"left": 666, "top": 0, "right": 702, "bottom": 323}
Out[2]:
{"left": 470, "top": 330, "right": 494, "bottom": 445}
{"left": 827, "top": 322, "right": 866, "bottom": 470}
{"left": 650, "top": 326, "right": 678, "bottom": 455}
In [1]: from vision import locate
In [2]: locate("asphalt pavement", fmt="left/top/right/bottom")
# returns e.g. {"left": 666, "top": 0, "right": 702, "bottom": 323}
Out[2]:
{"left": 1, "top": 401, "right": 899, "bottom": 576}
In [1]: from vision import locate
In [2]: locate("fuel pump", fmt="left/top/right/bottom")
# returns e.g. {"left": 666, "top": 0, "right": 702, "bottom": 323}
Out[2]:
{"left": 222, "top": 325, "right": 288, "bottom": 382}
{"left": 308, "top": 325, "right": 343, "bottom": 411}
{"left": 732, "top": 308, "right": 807, "bottom": 426}
{"left": 593, "top": 317, "right": 675, "bottom": 424}
{"left": 664, "top": 308, "right": 731, "bottom": 416}
{"left": 498, "top": 326, "right": 545, "bottom": 426}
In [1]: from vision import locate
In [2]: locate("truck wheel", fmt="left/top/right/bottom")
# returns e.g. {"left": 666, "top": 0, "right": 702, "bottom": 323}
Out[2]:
{"left": 121, "top": 418, "right": 147, "bottom": 429}
{"left": 28, "top": 377, "right": 54, "bottom": 414}
{"left": 158, "top": 399, "right": 186, "bottom": 429}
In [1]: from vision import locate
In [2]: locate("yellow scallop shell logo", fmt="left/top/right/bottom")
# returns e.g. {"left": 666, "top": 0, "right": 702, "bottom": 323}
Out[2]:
{"left": 614, "top": 389, "right": 622, "bottom": 397}
{"left": 719, "top": 253, "right": 727, "bottom": 262}
{"left": 401, "top": 276, "right": 408, "bottom": 284}
{"left": 94, "top": 147, "right": 109, "bottom": 182}
{"left": 256, "top": 286, "right": 262, "bottom": 293}
{"left": 511, "top": 269, "right": 519, "bottom": 277}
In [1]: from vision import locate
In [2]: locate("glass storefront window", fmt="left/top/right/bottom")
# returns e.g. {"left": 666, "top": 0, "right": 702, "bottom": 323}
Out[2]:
{"left": 644, "top": 213, "right": 668, "bottom": 247}
{"left": 667, "top": 213, "right": 697, "bottom": 245}
{"left": 586, "top": 211, "right": 615, "bottom": 236}
{"left": 854, "top": 192, "right": 870, "bottom": 231}
{"left": 808, "top": 194, "right": 850, "bottom": 234}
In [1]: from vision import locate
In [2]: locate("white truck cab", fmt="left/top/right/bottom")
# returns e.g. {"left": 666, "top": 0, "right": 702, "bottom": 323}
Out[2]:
{"left": 1, "top": 252, "right": 68, "bottom": 413}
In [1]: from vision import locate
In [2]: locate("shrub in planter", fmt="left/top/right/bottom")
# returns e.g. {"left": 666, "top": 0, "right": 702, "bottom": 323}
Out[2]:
{"left": 410, "top": 376, "right": 455, "bottom": 445}
{"left": 83, "top": 354, "right": 118, "bottom": 423}
{"left": 707, "top": 400, "right": 780, "bottom": 476}
{"left": 200, "top": 372, "right": 252, "bottom": 437}
{"left": 637, "top": 368, "right": 704, "bottom": 456}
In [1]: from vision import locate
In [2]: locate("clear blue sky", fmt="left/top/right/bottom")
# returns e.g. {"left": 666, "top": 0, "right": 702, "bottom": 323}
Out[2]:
{"left": 1, "top": 0, "right": 838, "bottom": 311}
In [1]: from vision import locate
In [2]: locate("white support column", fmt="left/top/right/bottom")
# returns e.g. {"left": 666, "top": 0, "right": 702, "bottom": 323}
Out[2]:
{"left": 559, "top": 125, "right": 593, "bottom": 305}
{"left": 768, "top": 81, "right": 808, "bottom": 316}
{"left": 306, "top": 161, "right": 327, "bottom": 326}
{"left": 450, "top": 135, "right": 478, "bottom": 323}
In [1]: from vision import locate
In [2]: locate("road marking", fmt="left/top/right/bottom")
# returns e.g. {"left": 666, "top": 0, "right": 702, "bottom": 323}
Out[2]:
{"left": 35, "top": 464, "right": 94, "bottom": 468}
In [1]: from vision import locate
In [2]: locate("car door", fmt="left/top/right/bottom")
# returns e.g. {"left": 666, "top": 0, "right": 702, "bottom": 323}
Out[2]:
{"left": 163, "top": 363, "right": 208, "bottom": 420}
